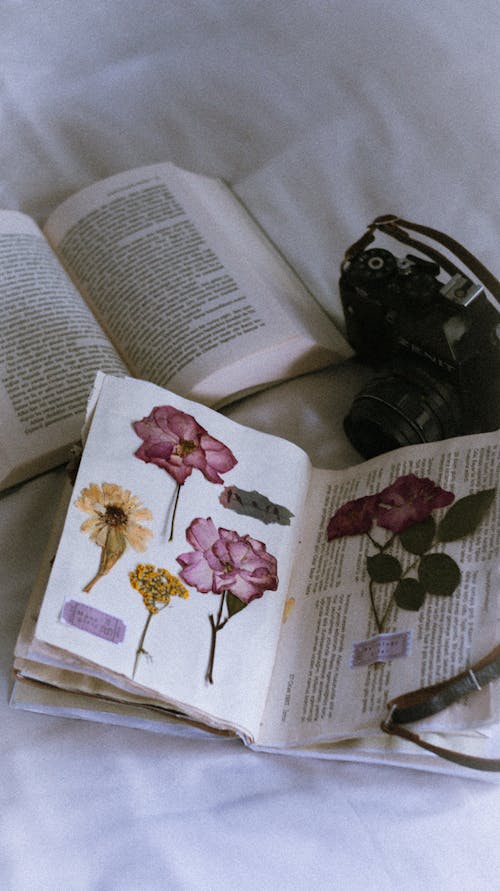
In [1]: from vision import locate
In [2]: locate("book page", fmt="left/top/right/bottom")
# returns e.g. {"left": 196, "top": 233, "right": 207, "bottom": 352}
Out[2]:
{"left": 44, "top": 163, "right": 350, "bottom": 407}
{"left": 0, "top": 212, "right": 128, "bottom": 489}
{"left": 33, "top": 375, "right": 312, "bottom": 739}
{"left": 258, "top": 431, "right": 499, "bottom": 747}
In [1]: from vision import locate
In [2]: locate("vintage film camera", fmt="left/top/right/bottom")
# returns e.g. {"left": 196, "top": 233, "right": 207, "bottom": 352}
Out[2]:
{"left": 340, "top": 216, "right": 500, "bottom": 458}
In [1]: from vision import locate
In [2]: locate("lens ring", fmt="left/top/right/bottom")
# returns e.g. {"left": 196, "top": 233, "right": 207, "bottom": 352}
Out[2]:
{"left": 344, "top": 366, "right": 462, "bottom": 458}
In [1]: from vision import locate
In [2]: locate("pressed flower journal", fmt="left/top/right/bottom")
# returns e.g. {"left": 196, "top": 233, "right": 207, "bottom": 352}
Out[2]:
{"left": 12, "top": 375, "right": 500, "bottom": 771}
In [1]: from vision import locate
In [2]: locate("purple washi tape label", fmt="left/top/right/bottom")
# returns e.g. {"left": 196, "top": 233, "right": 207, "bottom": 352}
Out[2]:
{"left": 61, "top": 600, "right": 126, "bottom": 644}
{"left": 350, "top": 630, "right": 412, "bottom": 667}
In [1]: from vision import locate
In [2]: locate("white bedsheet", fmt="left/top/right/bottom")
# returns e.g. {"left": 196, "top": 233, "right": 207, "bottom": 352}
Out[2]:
{"left": 1, "top": 3, "right": 499, "bottom": 889}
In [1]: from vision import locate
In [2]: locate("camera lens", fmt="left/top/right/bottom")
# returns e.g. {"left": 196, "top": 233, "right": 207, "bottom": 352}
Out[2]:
{"left": 343, "top": 365, "right": 463, "bottom": 459}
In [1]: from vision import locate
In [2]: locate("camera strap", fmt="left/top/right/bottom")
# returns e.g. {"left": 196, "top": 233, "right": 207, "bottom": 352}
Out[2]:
{"left": 346, "top": 215, "right": 500, "bottom": 303}
{"left": 381, "top": 644, "right": 500, "bottom": 771}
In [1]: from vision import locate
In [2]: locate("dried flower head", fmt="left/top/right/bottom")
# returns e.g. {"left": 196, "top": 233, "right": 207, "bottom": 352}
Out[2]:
{"left": 375, "top": 474, "right": 455, "bottom": 533}
{"left": 327, "top": 494, "right": 379, "bottom": 540}
{"left": 75, "top": 483, "right": 153, "bottom": 592}
{"left": 132, "top": 405, "right": 237, "bottom": 540}
{"left": 129, "top": 563, "right": 189, "bottom": 614}
{"left": 133, "top": 405, "right": 237, "bottom": 486}
{"left": 177, "top": 516, "right": 278, "bottom": 604}
{"left": 129, "top": 563, "right": 189, "bottom": 678}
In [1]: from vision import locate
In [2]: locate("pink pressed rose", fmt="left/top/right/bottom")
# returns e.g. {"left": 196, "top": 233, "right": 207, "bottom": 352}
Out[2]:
{"left": 326, "top": 494, "right": 378, "bottom": 540}
{"left": 178, "top": 517, "right": 279, "bottom": 684}
{"left": 177, "top": 517, "right": 278, "bottom": 604}
{"left": 133, "top": 406, "right": 237, "bottom": 486}
{"left": 375, "top": 474, "right": 455, "bottom": 533}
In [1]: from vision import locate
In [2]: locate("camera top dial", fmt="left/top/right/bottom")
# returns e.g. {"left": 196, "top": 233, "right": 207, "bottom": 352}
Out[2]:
{"left": 345, "top": 248, "right": 397, "bottom": 286}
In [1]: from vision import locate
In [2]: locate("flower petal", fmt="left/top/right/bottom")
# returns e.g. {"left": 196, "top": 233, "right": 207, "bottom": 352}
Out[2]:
{"left": 177, "top": 517, "right": 278, "bottom": 601}
{"left": 376, "top": 474, "right": 455, "bottom": 533}
{"left": 177, "top": 550, "right": 214, "bottom": 593}
{"left": 126, "top": 522, "right": 154, "bottom": 551}
{"left": 327, "top": 495, "right": 378, "bottom": 539}
{"left": 158, "top": 406, "right": 202, "bottom": 441}
{"left": 133, "top": 406, "right": 237, "bottom": 487}
{"left": 186, "top": 517, "right": 219, "bottom": 552}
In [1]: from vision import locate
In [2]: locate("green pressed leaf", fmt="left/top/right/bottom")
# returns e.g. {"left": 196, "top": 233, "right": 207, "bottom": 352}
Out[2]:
{"left": 226, "top": 591, "right": 247, "bottom": 618}
{"left": 394, "top": 578, "right": 426, "bottom": 610}
{"left": 436, "top": 488, "right": 496, "bottom": 542}
{"left": 398, "top": 516, "right": 435, "bottom": 555}
{"left": 367, "top": 553, "right": 402, "bottom": 583}
{"left": 418, "top": 553, "right": 461, "bottom": 596}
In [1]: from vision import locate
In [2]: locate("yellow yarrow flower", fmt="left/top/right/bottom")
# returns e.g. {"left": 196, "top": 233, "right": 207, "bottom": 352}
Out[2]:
{"left": 130, "top": 563, "right": 189, "bottom": 614}
{"left": 130, "top": 564, "right": 189, "bottom": 678}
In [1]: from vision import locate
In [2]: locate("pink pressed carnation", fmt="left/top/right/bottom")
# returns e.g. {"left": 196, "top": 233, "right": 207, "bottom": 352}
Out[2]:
{"left": 133, "top": 405, "right": 237, "bottom": 486}
{"left": 177, "top": 517, "right": 278, "bottom": 604}
{"left": 375, "top": 474, "right": 455, "bottom": 533}
{"left": 326, "top": 494, "right": 378, "bottom": 540}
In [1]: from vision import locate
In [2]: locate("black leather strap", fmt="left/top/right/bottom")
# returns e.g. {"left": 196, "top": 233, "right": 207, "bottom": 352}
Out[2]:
{"left": 381, "top": 645, "right": 500, "bottom": 771}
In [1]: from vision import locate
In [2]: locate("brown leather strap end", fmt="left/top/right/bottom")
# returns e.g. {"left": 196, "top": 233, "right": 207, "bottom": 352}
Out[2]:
{"left": 381, "top": 718, "right": 500, "bottom": 772}
{"left": 388, "top": 644, "right": 500, "bottom": 726}
{"left": 381, "top": 646, "right": 500, "bottom": 771}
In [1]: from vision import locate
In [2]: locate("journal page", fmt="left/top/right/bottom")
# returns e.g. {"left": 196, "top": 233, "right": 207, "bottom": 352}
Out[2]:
{"left": 258, "top": 431, "right": 499, "bottom": 747}
{"left": 34, "top": 375, "right": 312, "bottom": 739}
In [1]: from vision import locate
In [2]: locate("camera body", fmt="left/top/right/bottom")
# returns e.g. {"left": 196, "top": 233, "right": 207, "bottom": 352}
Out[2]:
{"left": 340, "top": 246, "right": 500, "bottom": 458}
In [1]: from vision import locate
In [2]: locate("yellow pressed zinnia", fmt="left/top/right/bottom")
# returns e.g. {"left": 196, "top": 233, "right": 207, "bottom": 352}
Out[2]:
{"left": 75, "top": 483, "right": 153, "bottom": 592}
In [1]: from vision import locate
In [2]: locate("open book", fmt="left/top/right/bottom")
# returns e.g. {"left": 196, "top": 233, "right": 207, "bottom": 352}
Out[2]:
{"left": 12, "top": 375, "right": 500, "bottom": 776}
{"left": 0, "top": 162, "right": 350, "bottom": 491}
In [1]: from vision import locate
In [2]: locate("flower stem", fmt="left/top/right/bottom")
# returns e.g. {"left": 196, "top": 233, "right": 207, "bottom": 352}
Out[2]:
{"left": 367, "top": 532, "right": 383, "bottom": 550}
{"left": 164, "top": 483, "right": 181, "bottom": 541}
{"left": 83, "top": 528, "right": 128, "bottom": 593}
{"left": 82, "top": 572, "right": 101, "bottom": 594}
{"left": 377, "top": 555, "right": 422, "bottom": 631}
{"left": 381, "top": 533, "right": 396, "bottom": 553}
{"left": 378, "top": 597, "right": 393, "bottom": 632}
{"left": 83, "top": 542, "right": 114, "bottom": 593}
{"left": 365, "top": 531, "right": 398, "bottom": 633}
{"left": 133, "top": 611, "right": 153, "bottom": 678}
{"left": 206, "top": 592, "right": 227, "bottom": 685}
{"left": 368, "top": 580, "right": 383, "bottom": 634}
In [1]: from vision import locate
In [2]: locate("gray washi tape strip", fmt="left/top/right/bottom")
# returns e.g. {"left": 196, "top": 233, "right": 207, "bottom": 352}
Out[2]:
{"left": 61, "top": 599, "right": 126, "bottom": 644}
